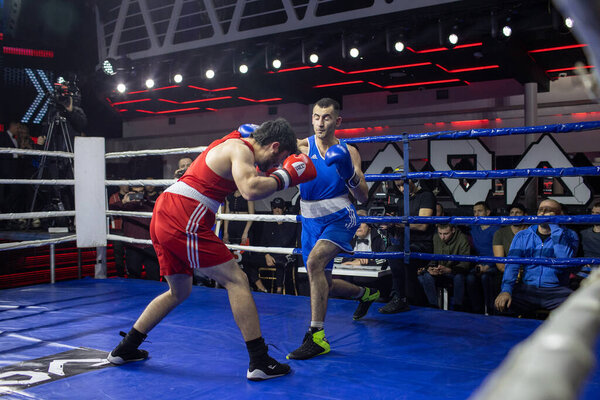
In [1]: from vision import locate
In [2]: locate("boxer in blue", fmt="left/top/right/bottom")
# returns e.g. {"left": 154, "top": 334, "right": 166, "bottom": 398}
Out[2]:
{"left": 287, "top": 98, "right": 380, "bottom": 360}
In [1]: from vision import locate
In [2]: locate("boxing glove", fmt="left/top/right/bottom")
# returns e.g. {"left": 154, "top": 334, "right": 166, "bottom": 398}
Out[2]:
{"left": 238, "top": 123, "right": 259, "bottom": 138}
{"left": 324, "top": 144, "right": 360, "bottom": 188}
{"left": 270, "top": 153, "right": 316, "bottom": 190}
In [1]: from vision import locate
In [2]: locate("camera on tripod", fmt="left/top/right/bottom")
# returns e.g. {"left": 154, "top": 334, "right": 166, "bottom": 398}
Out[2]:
{"left": 47, "top": 78, "right": 81, "bottom": 111}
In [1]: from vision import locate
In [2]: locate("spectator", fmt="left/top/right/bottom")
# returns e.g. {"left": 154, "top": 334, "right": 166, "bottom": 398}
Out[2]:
{"left": 174, "top": 157, "right": 192, "bottom": 179}
{"left": 0, "top": 121, "right": 22, "bottom": 218}
{"left": 573, "top": 201, "right": 600, "bottom": 286}
{"left": 466, "top": 201, "right": 500, "bottom": 313}
{"left": 436, "top": 202, "right": 444, "bottom": 217}
{"left": 223, "top": 190, "right": 254, "bottom": 245}
{"left": 255, "top": 197, "right": 298, "bottom": 294}
{"left": 492, "top": 203, "right": 527, "bottom": 273}
{"left": 119, "top": 185, "right": 160, "bottom": 281}
{"left": 379, "top": 168, "right": 436, "bottom": 313}
{"left": 336, "top": 208, "right": 388, "bottom": 269}
{"left": 144, "top": 178, "right": 160, "bottom": 203}
{"left": 223, "top": 189, "right": 257, "bottom": 289}
{"left": 494, "top": 199, "right": 579, "bottom": 315}
{"left": 108, "top": 183, "right": 129, "bottom": 277}
{"left": 417, "top": 224, "right": 470, "bottom": 310}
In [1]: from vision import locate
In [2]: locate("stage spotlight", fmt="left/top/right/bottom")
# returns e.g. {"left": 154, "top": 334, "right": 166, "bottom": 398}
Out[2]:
{"left": 145, "top": 79, "right": 155, "bottom": 89}
{"left": 205, "top": 69, "right": 215, "bottom": 79}
{"left": 102, "top": 59, "right": 117, "bottom": 76}
{"left": 57, "top": 76, "right": 65, "bottom": 84}
{"left": 349, "top": 47, "right": 360, "bottom": 58}
{"left": 502, "top": 25, "right": 512, "bottom": 37}
{"left": 173, "top": 73, "right": 183, "bottom": 83}
{"left": 448, "top": 33, "right": 459, "bottom": 45}
{"left": 272, "top": 59, "right": 282, "bottom": 69}
{"left": 565, "top": 17, "right": 574, "bottom": 29}
{"left": 309, "top": 53, "right": 319, "bottom": 64}
{"left": 117, "top": 83, "right": 126, "bottom": 93}
{"left": 394, "top": 41, "right": 405, "bottom": 52}
{"left": 239, "top": 64, "right": 248, "bottom": 74}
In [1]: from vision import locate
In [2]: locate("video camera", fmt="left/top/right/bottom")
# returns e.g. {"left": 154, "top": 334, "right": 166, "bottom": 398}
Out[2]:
{"left": 47, "top": 78, "right": 81, "bottom": 111}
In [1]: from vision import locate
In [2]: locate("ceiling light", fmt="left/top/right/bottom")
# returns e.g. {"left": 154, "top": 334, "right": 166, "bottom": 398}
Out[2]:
{"left": 349, "top": 47, "right": 360, "bottom": 58}
{"left": 394, "top": 41, "right": 405, "bottom": 52}
{"left": 565, "top": 17, "right": 574, "bottom": 29}
{"left": 145, "top": 79, "right": 155, "bottom": 89}
{"left": 502, "top": 25, "right": 512, "bottom": 37}
{"left": 309, "top": 53, "right": 319, "bottom": 64}
{"left": 102, "top": 59, "right": 116, "bottom": 76}
{"left": 448, "top": 33, "right": 459, "bottom": 45}
{"left": 205, "top": 69, "right": 215, "bottom": 79}
{"left": 239, "top": 64, "right": 248, "bottom": 74}
{"left": 173, "top": 73, "right": 183, "bottom": 83}
{"left": 272, "top": 59, "right": 282, "bottom": 69}
{"left": 117, "top": 83, "right": 126, "bottom": 93}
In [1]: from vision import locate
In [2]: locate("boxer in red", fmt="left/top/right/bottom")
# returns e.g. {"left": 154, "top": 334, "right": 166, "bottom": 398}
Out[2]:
{"left": 108, "top": 118, "right": 316, "bottom": 381}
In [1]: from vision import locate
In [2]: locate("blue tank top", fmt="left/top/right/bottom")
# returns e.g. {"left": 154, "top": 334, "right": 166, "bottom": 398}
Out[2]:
{"left": 299, "top": 136, "right": 348, "bottom": 201}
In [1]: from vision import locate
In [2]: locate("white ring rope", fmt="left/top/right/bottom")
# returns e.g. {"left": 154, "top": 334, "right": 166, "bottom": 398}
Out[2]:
{"left": 0, "top": 147, "right": 74, "bottom": 158}
{"left": 0, "top": 211, "right": 75, "bottom": 220}
{"left": 105, "top": 179, "right": 175, "bottom": 187}
{"left": 0, "top": 179, "right": 74, "bottom": 185}
{"left": 105, "top": 146, "right": 207, "bottom": 159}
{"left": 106, "top": 234, "right": 296, "bottom": 255}
{"left": 0, "top": 235, "right": 76, "bottom": 251}
{"left": 471, "top": 269, "right": 600, "bottom": 400}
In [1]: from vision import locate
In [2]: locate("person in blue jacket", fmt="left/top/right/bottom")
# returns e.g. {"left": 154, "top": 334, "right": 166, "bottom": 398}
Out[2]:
{"left": 494, "top": 199, "right": 579, "bottom": 314}
{"left": 286, "top": 98, "right": 380, "bottom": 361}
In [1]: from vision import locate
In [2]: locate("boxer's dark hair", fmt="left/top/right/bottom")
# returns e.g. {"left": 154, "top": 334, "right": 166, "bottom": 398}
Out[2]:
{"left": 253, "top": 118, "right": 298, "bottom": 154}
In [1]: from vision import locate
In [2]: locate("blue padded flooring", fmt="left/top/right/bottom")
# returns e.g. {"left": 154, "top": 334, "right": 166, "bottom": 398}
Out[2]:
{"left": 1, "top": 278, "right": 599, "bottom": 400}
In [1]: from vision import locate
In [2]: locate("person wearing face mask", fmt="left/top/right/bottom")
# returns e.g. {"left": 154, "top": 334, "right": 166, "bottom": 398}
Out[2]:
{"left": 494, "top": 199, "right": 579, "bottom": 315}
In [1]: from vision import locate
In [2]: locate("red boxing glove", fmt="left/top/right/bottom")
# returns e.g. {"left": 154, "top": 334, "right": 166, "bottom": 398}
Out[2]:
{"left": 270, "top": 153, "right": 316, "bottom": 190}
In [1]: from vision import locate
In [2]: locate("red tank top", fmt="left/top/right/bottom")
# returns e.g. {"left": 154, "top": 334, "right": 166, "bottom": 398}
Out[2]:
{"left": 179, "top": 130, "right": 254, "bottom": 203}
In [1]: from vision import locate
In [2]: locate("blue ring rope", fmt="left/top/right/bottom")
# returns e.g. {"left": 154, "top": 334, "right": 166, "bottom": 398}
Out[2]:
{"left": 357, "top": 215, "right": 600, "bottom": 225}
{"left": 366, "top": 166, "right": 600, "bottom": 182}
{"left": 289, "top": 248, "right": 600, "bottom": 267}
{"left": 343, "top": 121, "right": 600, "bottom": 144}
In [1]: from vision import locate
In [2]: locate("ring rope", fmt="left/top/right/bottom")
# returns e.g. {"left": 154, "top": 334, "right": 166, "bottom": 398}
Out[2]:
{"left": 0, "top": 235, "right": 76, "bottom": 251}
{"left": 0, "top": 179, "right": 74, "bottom": 185}
{"left": 105, "top": 146, "right": 207, "bottom": 159}
{"left": 0, "top": 211, "right": 75, "bottom": 220}
{"left": 368, "top": 166, "right": 600, "bottom": 182}
{"left": 344, "top": 121, "right": 600, "bottom": 144}
{"left": 105, "top": 179, "right": 175, "bottom": 187}
{"left": 104, "top": 210, "right": 600, "bottom": 226}
{"left": 0, "top": 147, "right": 74, "bottom": 158}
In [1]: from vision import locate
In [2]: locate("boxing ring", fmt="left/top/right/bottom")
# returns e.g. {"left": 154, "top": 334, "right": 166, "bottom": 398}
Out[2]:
{"left": 1, "top": 121, "right": 600, "bottom": 399}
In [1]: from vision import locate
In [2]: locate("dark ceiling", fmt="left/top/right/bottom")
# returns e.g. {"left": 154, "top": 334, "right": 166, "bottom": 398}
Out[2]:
{"left": 99, "top": 0, "right": 589, "bottom": 118}
{"left": 2, "top": 0, "right": 590, "bottom": 124}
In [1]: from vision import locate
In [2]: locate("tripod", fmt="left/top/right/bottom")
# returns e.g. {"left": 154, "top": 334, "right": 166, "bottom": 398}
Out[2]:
{"left": 29, "top": 109, "right": 75, "bottom": 225}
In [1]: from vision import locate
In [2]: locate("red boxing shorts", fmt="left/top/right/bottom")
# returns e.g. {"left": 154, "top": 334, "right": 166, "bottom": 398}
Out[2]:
{"left": 150, "top": 192, "right": 234, "bottom": 276}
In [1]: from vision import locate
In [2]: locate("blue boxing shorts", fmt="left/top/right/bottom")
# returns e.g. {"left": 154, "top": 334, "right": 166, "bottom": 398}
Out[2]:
{"left": 300, "top": 204, "right": 358, "bottom": 271}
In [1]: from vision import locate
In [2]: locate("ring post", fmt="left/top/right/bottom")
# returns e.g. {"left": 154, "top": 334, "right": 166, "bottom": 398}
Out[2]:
{"left": 50, "top": 244, "right": 55, "bottom": 284}
{"left": 74, "top": 137, "right": 107, "bottom": 277}
{"left": 403, "top": 133, "right": 411, "bottom": 264}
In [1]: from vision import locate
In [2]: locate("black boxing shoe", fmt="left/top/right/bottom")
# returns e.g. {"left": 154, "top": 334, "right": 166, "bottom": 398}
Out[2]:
{"left": 107, "top": 330, "right": 149, "bottom": 365}
{"left": 247, "top": 355, "right": 291, "bottom": 381}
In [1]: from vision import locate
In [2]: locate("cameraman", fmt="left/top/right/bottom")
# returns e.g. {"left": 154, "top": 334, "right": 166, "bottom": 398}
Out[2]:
{"left": 37, "top": 79, "right": 87, "bottom": 225}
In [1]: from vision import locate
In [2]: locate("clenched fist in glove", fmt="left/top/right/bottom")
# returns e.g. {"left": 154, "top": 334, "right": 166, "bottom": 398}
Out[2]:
{"left": 324, "top": 144, "right": 360, "bottom": 188}
{"left": 270, "top": 153, "right": 317, "bottom": 190}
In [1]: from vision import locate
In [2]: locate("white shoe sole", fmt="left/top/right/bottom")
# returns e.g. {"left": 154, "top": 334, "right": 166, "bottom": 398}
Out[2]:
{"left": 246, "top": 368, "right": 289, "bottom": 381}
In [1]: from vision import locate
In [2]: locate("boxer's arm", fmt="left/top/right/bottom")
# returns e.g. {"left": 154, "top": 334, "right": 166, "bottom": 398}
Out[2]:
{"left": 230, "top": 144, "right": 278, "bottom": 201}
{"left": 347, "top": 146, "right": 368, "bottom": 203}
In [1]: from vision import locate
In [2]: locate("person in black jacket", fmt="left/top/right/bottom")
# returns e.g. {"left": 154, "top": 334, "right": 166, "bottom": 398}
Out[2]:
{"left": 335, "top": 208, "right": 388, "bottom": 268}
